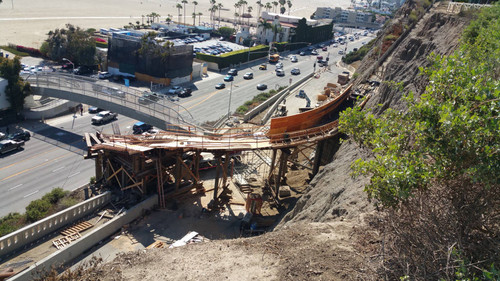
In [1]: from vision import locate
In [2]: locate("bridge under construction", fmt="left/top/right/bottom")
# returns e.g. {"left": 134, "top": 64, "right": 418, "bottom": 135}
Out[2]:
{"left": 85, "top": 85, "right": 355, "bottom": 209}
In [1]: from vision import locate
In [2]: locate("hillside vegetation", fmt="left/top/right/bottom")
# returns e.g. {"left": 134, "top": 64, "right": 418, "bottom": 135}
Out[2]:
{"left": 339, "top": 3, "right": 499, "bottom": 279}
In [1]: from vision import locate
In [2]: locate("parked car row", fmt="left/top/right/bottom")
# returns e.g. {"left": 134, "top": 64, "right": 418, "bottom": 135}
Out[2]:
{"left": 194, "top": 42, "right": 234, "bottom": 56}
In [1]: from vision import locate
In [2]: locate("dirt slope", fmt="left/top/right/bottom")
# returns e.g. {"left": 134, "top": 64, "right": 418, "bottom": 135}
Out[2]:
{"left": 63, "top": 4, "right": 472, "bottom": 281}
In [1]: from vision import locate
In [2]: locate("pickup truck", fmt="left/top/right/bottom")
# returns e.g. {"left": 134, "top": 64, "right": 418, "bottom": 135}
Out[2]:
{"left": 91, "top": 111, "right": 118, "bottom": 125}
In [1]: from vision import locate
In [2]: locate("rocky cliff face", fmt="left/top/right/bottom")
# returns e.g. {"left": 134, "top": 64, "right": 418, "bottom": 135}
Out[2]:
{"left": 279, "top": 3, "right": 472, "bottom": 227}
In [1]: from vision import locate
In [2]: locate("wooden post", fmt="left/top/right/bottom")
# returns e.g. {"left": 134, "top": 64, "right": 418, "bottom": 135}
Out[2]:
{"left": 95, "top": 152, "right": 103, "bottom": 181}
{"left": 312, "top": 140, "right": 325, "bottom": 177}
{"left": 175, "top": 152, "right": 182, "bottom": 191}
{"left": 194, "top": 150, "right": 200, "bottom": 183}
{"left": 213, "top": 153, "right": 222, "bottom": 202}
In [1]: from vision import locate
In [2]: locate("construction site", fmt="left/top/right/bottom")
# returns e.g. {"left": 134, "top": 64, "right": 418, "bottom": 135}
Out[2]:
{"left": 0, "top": 72, "right": 373, "bottom": 280}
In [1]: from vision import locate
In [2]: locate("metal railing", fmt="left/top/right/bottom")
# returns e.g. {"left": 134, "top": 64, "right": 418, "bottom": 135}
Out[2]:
{"left": 23, "top": 73, "right": 200, "bottom": 130}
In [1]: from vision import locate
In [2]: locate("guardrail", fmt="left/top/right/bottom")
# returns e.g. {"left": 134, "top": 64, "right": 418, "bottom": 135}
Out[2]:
{"left": 24, "top": 73, "right": 200, "bottom": 130}
{"left": 0, "top": 192, "right": 111, "bottom": 260}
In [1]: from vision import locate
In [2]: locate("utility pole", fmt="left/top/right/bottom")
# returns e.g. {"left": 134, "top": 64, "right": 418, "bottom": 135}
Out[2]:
{"left": 227, "top": 80, "right": 233, "bottom": 120}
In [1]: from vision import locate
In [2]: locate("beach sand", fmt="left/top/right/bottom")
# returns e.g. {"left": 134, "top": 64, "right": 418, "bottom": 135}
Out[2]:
{"left": 0, "top": 0, "right": 350, "bottom": 48}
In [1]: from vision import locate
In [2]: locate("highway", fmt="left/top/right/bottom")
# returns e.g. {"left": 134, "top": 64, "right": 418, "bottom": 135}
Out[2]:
{"left": 0, "top": 35, "right": 373, "bottom": 217}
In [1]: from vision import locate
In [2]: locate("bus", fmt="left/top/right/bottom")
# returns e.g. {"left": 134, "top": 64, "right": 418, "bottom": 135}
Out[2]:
{"left": 269, "top": 54, "right": 279, "bottom": 63}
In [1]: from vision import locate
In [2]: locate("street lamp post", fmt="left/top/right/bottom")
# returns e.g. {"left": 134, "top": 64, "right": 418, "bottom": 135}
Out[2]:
{"left": 62, "top": 58, "right": 75, "bottom": 78}
{"left": 227, "top": 80, "right": 233, "bottom": 120}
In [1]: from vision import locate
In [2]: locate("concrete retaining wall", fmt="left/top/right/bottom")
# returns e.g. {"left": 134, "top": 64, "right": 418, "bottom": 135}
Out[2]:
{"left": 23, "top": 100, "right": 80, "bottom": 120}
{"left": 0, "top": 192, "right": 111, "bottom": 261}
{"left": 9, "top": 195, "right": 158, "bottom": 281}
{"left": 243, "top": 72, "right": 314, "bottom": 123}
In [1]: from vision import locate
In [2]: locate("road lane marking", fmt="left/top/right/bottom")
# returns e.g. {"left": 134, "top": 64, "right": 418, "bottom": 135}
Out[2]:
{"left": 52, "top": 167, "right": 64, "bottom": 173}
{"left": 68, "top": 171, "right": 81, "bottom": 178}
{"left": 0, "top": 154, "right": 69, "bottom": 182}
{"left": 23, "top": 190, "right": 39, "bottom": 198}
{"left": 8, "top": 184, "right": 23, "bottom": 191}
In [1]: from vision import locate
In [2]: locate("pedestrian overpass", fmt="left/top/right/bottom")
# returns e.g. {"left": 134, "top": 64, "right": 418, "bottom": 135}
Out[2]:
{"left": 24, "top": 73, "right": 197, "bottom": 131}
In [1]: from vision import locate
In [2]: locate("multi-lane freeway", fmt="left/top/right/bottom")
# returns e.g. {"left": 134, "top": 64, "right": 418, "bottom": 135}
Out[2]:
{"left": 0, "top": 35, "right": 373, "bottom": 217}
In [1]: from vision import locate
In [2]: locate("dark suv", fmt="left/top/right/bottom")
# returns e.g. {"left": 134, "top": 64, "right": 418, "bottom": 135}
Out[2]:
{"left": 178, "top": 87, "right": 192, "bottom": 97}
{"left": 132, "top": 122, "right": 153, "bottom": 134}
{"left": 73, "top": 66, "right": 92, "bottom": 75}
{"left": 8, "top": 130, "right": 31, "bottom": 141}
{"left": 228, "top": 69, "right": 238, "bottom": 76}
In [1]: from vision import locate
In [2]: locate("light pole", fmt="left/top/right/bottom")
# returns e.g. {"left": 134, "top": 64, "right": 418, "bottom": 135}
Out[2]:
{"left": 227, "top": 80, "right": 233, "bottom": 120}
{"left": 62, "top": 58, "right": 75, "bottom": 78}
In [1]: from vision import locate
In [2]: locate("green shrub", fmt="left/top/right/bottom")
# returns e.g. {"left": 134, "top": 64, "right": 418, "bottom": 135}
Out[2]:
{"left": 0, "top": 213, "right": 25, "bottom": 237}
{"left": 342, "top": 39, "right": 376, "bottom": 64}
{"left": 196, "top": 45, "right": 270, "bottom": 69}
{"left": 236, "top": 105, "right": 248, "bottom": 115}
{"left": 25, "top": 199, "right": 51, "bottom": 222}
{"left": 90, "top": 176, "right": 96, "bottom": 184}
{"left": 57, "top": 197, "right": 79, "bottom": 210}
{"left": 42, "top": 188, "right": 67, "bottom": 204}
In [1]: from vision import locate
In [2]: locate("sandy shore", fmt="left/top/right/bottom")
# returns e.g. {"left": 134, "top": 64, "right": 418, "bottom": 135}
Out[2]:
{"left": 0, "top": 0, "right": 349, "bottom": 48}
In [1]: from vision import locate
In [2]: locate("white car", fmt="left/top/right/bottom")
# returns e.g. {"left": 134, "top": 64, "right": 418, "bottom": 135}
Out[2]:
{"left": 290, "top": 56, "right": 298, "bottom": 62}
{"left": 332, "top": 43, "right": 338, "bottom": 48}
{"left": 98, "top": 71, "right": 112, "bottom": 79}
{"left": 338, "top": 50, "right": 344, "bottom": 55}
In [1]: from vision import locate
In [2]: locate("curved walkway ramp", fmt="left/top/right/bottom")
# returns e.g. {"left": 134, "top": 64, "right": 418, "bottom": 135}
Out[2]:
{"left": 24, "top": 73, "right": 198, "bottom": 131}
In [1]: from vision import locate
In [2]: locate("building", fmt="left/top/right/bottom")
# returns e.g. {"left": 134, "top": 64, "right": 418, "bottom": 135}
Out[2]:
{"left": 0, "top": 78, "right": 9, "bottom": 111}
{"left": 107, "top": 31, "right": 193, "bottom": 85}
{"left": 256, "top": 11, "right": 331, "bottom": 45}
{"left": 314, "top": 7, "right": 380, "bottom": 29}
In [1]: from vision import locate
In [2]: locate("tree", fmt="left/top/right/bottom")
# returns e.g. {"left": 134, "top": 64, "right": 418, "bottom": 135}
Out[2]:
{"left": 192, "top": 0, "right": 198, "bottom": 16}
{"left": 278, "top": 0, "right": 286, "bottom": 14}
{"left": 44, "top": 24, "right": 96, "bottom": 65}
{"left": 176, "top": 4, "right": 183, "bottom": 24}
{"left": 272, "top": 1, "right": 278, "bottom": 12}
{"left": 256, "top": 0, "right": 263, "bottom": 18}
{"left": 265, "top": 2, "right": 272, "bottom": 12}
{"left": 287, "top": 0, "right": 292, "bottom": 15}
{"left": 192, "top": 12, "right": 196, "bottom": 26}
{"left": 197, "top": 12, "right": 203, "bottom": 26}
{"left": 0, "top": 56, "right": 31, "bottom": 114}
{"left": 247, "top": 6, "right": 253, "bottom": 24}
{"left": 218, "top": 27, "right": 235, "bottom": 39}
{"left": 217, "top": 3, "right": 223, "bottom": 27}
{"left": 182, "top": 0, "right": 188, "bottom": 25}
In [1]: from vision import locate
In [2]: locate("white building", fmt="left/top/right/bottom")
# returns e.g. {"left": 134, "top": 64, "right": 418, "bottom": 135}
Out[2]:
{"left": 235, "top": 26, "right": 251, "bottom": 45}
{"left": 0, "top": 78, "right": 9, "bottom": 111}
{"left": 314, "top": 7, "right": 378, "bottom": 28}
{"left": 256, "top": 12, "right": 319, "bottom": 44}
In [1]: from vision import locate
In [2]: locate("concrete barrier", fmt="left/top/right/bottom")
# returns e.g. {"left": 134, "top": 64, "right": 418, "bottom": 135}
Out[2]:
{"left": 243, "top": 72, "right": 314, "bottom": 123}
{"left": 9, "top": 195, "right": 158, "bottom": 281}
{"left": 0, "top": 192, "right": 111, "bottom": 261}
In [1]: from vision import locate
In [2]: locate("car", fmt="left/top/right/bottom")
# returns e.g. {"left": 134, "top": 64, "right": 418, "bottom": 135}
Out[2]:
{"left": 291, "top": 68, "right": 300, "bottom": 75}
{"left": 290, "top": 56, "right": 298, "bottom": 62}
{"left": 318, "top": 60, "right": 328, "bottom": 67}
{"left": 338, "top": 50, "right": 344, "bottom": 55}
{"left": 317, "top": 56, "right": 323, "bottom": 61}
{"left": 98, "top": 71, "right": 112, "bottom": 79}
{"left": 228, "top": 69, "right": 238, "bottom": 76}
{"left": 259, "top": 64, "right": 267, "bottom": 70}
{"left": 103, "top": 87, "right": 125, "bottom": 98}
{"left": 91, "top": 111, "right": 118, "bottom": 125}
{"left": 319, "top": 44, "right": 326, "bottom": 48}
{"left": 322, "top": 46, "right": 328, "bottom": 51}
{"left": 178, "top": 87, "right": 192, "bottom": 97}
{"left": 243, "top": 72, "right": 253, "bottom": 79}
{"left": 332, "top": 43, "right": 338, "bottom": 48}
{"left": 224, "top": 75, "right": 234, "bottom": 82}
{"left": 256, "top": 84, "right": 267, "bottom": 90}
{"left": 307, "top": 46, "right": 314, "bottom": 51}
{"left": 353, "top": 48, "right": 358, "bottom": 52}
{"left": 0, "top": 132, "right": 5, "bottom": 140}
{"left": 276, "top": 69, "right": 285, "bottom": 76}
{"left": 88, "top": 106, "right": 104, "bottom": 113}
{"left": 73, "top": 66, "right": 92, "bottom": 75}
{"left": 168, "top": 86, "right": 183, "bottom": 95}
{"left": 215, "top": 83, "right": 226, "bottom": 89}
{"left": 299, "top": 51, "right": 306, "bottom": 56}
{"left": 0, "top": 139, "right": 24, "bottom": 155}
{"left": 311, "top": 50, "right": 318, "bottom": 55}
{"left": 361, "top": 41, "right": 366, "bottom": 45}
{"left": 138, "top": 92, "right": 162, "bottom": 104}
{"left": 133, "top": 122, "right": 153, "bottom": 134}
{"left": 276, "top": 62, "right": 284, "bottom": 69}
{"left": 8, "top": 130, "right": 31, "bottom": 141}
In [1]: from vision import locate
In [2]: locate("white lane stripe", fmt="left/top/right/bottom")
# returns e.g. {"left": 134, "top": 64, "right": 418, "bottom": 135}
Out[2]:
{"left": 52, "top": 167, "right": 64, "bottom": 172}
{"left": 8, "top": 184, "right": 23, "bottom": 191}
{"left": 24, "top": 190, "right": 39, "bottom": 198}
{"left": 68, "top": 171, "right": 81, "bottom": 178}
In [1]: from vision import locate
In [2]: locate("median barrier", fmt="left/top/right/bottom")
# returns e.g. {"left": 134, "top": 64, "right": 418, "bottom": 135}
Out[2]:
{"left": 10, "top": 195, "right": 158, "bottom": 281}
{"left": 243, "top": 72, "right": 314, "bottom": 123}
{"left": 0, "top": 192, "right": 111, "bottom": 261}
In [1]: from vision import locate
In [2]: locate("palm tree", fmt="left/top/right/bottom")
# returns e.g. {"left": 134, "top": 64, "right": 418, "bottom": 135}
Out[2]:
{"left": 192, "top": 12, "right": 196, "bottom": 25}
{"left": 287, "top": 0, "right": 292, "bottom": 15}
{"left": 141, "top": 15, "right": 145, "bottom": 25}
{"left": 176, "top": 4, "right": 182, "bottom": 23}
{"left": 197, "top": 12, "right": 203, "bottom": 26}
{"left": 256, "top": 0, "right": 263, "bottom": 18}
{"left": 193, "top": 0, "right": 198, "bottom": 15}
{"left": 209, "top": 0, "right": 216, "bottom": 25}
{"left": 272, "top": 1, "right": 278, "bottom": 13}
{"left": 265, "top": 2, "right": 272, "bottom": 12}
{"left": 182, "top": 0, "right": 188, "bottom": 25}
{"left": 278, "top": 0, "right": 285, "bottom": 14}
{"left": 217, "top": 3, "right": 223, "bottom": 27}
{"left": 247, "top": 6, "right": 253, "bottom": 25}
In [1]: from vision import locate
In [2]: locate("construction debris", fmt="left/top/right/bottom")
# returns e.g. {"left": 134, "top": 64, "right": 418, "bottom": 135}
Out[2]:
{"left": 52, "top": 233, "right": 81, "bottom": 249}
{"left": 169, "top": 231, "right": 205, "bottom": 248}
{"left": 60, "top": 221, "right": 94, "bottom": 236}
